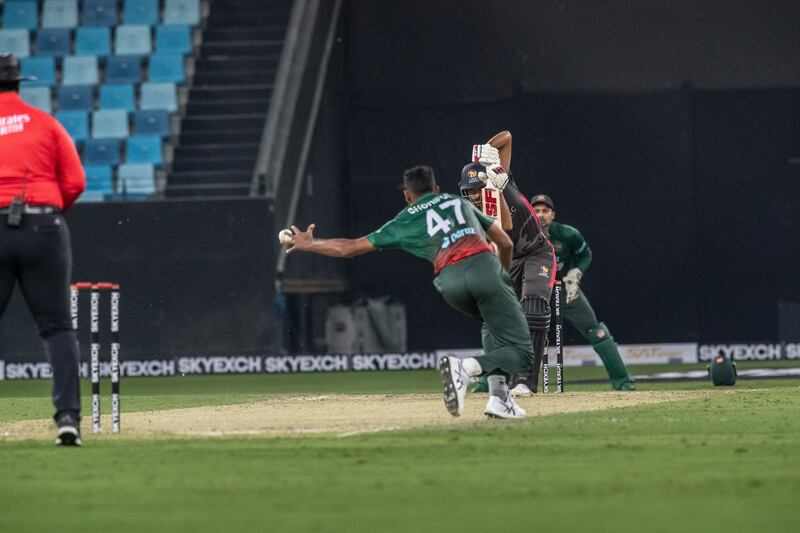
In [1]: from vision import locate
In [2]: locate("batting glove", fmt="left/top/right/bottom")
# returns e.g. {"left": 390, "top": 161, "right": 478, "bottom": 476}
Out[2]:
{"left": 472, "top": 144, "right": 501, "bottom": 166}
{"left": 485, "top": 165, "right": 510, "bottom": 191}
{"left": 562, "top": 268, "right": 582, "bottom": 303}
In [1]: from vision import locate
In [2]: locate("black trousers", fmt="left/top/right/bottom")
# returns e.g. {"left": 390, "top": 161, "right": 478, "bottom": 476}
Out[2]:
{"left": 0, "top": 212, "right": 81, "bottom": 419}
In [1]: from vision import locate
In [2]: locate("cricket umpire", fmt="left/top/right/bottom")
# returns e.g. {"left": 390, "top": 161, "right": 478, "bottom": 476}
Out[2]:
{"left": 463, "top": 131, "right": 556, "bottom": 395}
{"left": 530, "top": 194, "right": 635, "bottom": 390}
{"left": 0, "top": 54, "right": 86, "bottom": 445}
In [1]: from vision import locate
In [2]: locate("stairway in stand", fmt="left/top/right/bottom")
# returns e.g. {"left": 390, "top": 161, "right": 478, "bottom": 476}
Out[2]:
{"left": 167, "top": 0, "right": 293, "bottom": 197}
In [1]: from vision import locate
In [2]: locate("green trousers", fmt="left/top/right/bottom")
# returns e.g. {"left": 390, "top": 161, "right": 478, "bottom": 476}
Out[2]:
{"left": 433, "top": 253, "right": 533, "bottom": 375}
{"left": 563, "top": 288, "right": 635, "bottom": 390}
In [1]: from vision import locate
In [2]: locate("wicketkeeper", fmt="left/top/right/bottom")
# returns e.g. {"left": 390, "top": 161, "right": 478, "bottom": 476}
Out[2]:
{"left": 529, "top": 194, "right": 635, "bottom": 390}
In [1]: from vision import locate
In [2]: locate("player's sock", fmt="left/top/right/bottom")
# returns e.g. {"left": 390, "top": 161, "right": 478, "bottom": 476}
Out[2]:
{"left": 487, "top": 375, "right": 510, "bottom": 401}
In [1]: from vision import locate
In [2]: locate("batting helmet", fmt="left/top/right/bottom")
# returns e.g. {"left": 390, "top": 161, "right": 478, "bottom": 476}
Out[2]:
{"left": 459, "top": 163, "right": 488, "bottom": 191}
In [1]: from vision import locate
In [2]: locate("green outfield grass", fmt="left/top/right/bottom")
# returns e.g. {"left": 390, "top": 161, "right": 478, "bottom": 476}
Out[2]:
{"left": 1, "top": 365, "right": 799, "bottom": 533}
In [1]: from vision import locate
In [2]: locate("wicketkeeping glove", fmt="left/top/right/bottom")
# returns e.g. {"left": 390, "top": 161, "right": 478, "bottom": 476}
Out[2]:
{"left": 562, "top": 268, "right": 582, "bottom": 303}
{"left": 472, "top": 144, "right": 501, "bottom": 166}
{"left": 485, "top": 165, "right": 509, "bottom": 191}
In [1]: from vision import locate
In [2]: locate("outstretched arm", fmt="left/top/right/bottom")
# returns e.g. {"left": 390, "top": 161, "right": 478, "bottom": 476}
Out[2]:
{"left": 286, "top": 224, "right": 376, "bottom": 258}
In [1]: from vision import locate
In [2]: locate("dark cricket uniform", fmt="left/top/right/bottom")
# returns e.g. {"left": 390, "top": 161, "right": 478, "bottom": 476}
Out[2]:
{"left": 503, "top": 178, "right": 556, "bottom": 298}
{"left": 367, "top": 192, "right": 533, "bottom": 375}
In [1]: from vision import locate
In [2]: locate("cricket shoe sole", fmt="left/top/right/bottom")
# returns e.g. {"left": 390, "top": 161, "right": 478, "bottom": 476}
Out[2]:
{"left": 439, "top": 356, "right": 467, "bottom": 417}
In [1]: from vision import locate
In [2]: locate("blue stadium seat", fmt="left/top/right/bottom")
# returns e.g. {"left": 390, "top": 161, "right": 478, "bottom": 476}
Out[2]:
{"left": 148, "top": 54, "right": 184, "bottom": 83}
{"left": 20, "top": 86, "right": 52, "bottom": 113}
{"left": 140, "top": 82, "right": 177, "bottom": 112}
{"left": 115, "top": 25, "right": 152, "bottom": 56}
{"left": 118, "top": 163, "right": 155, "bottom": 194}
{"left": 42, "top": 0, "right": 79, "bottom": 29}
{"left": 78, "top": 190, "right": 107, "bottom": 202}
{"left": 125, "top": 135, "right": 162, "bottom": 165}
{"left": 123, "top": 0, "right": 158, "bottom": 26}
{"left": 75, "top": 26, "right": 111, "bottom": 56}
{"left": 133, "top": 109, "right": 170, "bottom": 137}
{"left": 155, "top": 25, "right": 191, "bottom": 55}
{"left": 83, "top": 138, "right": 121, "bottom": 166}
{"left": 57, "top": 84, "right": 93, "bottom": 111}
{"left": 2, "top": 1, "right": 38, "bottom": 29}
{"left": 91, "top": 109, "right": 129, "bottom": 139}
{"left": 21, "top": 57, "right": 56, "bottom": 86}
{"left": 0, "top": 29, "right": 30, "bottom": 57}
{"left": 55, "top": 110, "right": 89, "bottom": 141}
{"left": 163, "top": 0, "right": 200, "bottom": 26}
{"left": 99, "top": 83, "right": 135, "bottom": 111}
{"left": 62, "top": 55, "right": 99, "bottom": 85}
{"left": 35, "top": 28, "right": 72, "bottom": 57}
{"left": 105, "top": 55, "right": 142, "bottom": 84}
{"left": 84, "top": 164, "right": 114, "bottom": 192}
{"left": 82, "top": 0, "right": 117, "bottom": 27}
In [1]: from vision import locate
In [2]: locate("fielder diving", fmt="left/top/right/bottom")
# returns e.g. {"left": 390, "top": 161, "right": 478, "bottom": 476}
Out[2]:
{"left": 284, "top": 165, "right": 534, "bottom": 418}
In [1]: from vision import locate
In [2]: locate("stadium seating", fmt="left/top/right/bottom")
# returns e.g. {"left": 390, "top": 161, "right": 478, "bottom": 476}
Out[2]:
{"left": 84, "top": 165, "right": 114, "bottom": 192}
{"left": 82, "top": 0, "right": 118, "bottom": 27}
{"left": 80, "top": 163, "right": 114, "bottom": 201}
{"left": 133, "top": 109, "right": 170, "bottom": 137}
{"left": 105, "top": 55, "right": 142, "bottom": 84}
{"left": 0, "top": 28, "right": 30, "bottom": 57}
{"left": 99, "top": 83, "right": 135, "bottom": 111}
{"left": 58, "top": 84, "right": 93, "bottom": 111}
{"left": 148, "top": 54, "right": 185, "bottom": 83}
{"left": 75, "top": 26, "right": 111, "bottom": 56}
{"left": 118, "top": 163, "right": 156, "bottom": 194}
{"left": 83, "top": 138, "right": 121, "bottom": 166}
{"left": 126, "top": 135, "right": 163, "bottom": 165}
{"left": 56, "top": 110, "right": 89, "bottom": 141}
{"left": 42, "top": 0, "right": 79, "bottom": 29}
{"left": 62, "top": 55, "right": 99, "bottom": 85}
{"left": 123, "top": 0, "right": 159, "bottom": 26}
{"left": 91, "top": 109, "right": 129, "bottom": 139}
{"left": 115, "top": 25, "right": 152, "bottom": 55}
{"left": 21, "top": 57, "right": 56, "bottom": 86}
{"left": 2, "top": 1, "right": 39, "bottom": 30}
{"left": 163, "top": 0, "right": 201, "bottom": 26}
{"left": 140, "top": 82, "right": 177, "bottom": 111}
{"left": 34, "top": 28, "right": 72, "bottom": 57}
{"left": 1, "top": 0, "right": 207, "bottom": 200}
{"left": 20, "top": 86, "right": 52, "bottom": 113}
{"left": 155, "top": 24, "right": 191, "bottom": 55}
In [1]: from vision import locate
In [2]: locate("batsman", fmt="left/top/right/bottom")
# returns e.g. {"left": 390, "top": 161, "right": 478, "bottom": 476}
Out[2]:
{"left": 530, "top": 194, "right": 635, "bottom": 390}
{"left": 463, "top": 131, "right": 556, "bottom": 396}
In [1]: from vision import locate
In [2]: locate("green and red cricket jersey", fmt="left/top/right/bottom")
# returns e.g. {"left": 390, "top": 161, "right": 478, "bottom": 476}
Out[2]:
{"left": 367, "top": 192, "right": 496, "bottom": 275}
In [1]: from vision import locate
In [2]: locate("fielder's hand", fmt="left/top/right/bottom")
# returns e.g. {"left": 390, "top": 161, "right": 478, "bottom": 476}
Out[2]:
{"left": 286, "top": 224, "right": 315, "bottom": 254}
{"left": 485, "top": 165, "right": 509, "bottom": 191}
{"left": 562, "top": 268, "right": 582, "bottom": 303}
{"left": 472, "top": 144, "right": 501, "bottom": 166}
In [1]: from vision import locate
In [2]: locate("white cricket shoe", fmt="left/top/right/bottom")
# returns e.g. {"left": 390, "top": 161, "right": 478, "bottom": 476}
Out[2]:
{"left": 510, "top": 383, "right": 533, "bottom": 397}
{"left": 439, "top": 355, "right": 468, "bottom": 417}
{"left": 484, "top": 395, "right": 527, "bottom": 419}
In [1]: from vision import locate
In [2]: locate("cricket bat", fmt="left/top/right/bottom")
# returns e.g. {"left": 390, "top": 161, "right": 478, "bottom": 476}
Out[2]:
{"left": 481, "top": 181, "right": 499, "bottom": 220}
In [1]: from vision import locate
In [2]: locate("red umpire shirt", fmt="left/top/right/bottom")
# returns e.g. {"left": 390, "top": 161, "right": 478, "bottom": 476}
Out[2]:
{"left": 0, "top": 92, "right": 85, "bottom": 210}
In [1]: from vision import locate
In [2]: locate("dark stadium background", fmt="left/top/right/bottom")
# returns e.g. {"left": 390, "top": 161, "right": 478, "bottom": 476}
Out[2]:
{"left": 2, "top": 0, "right": 799, "bottom": 360}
